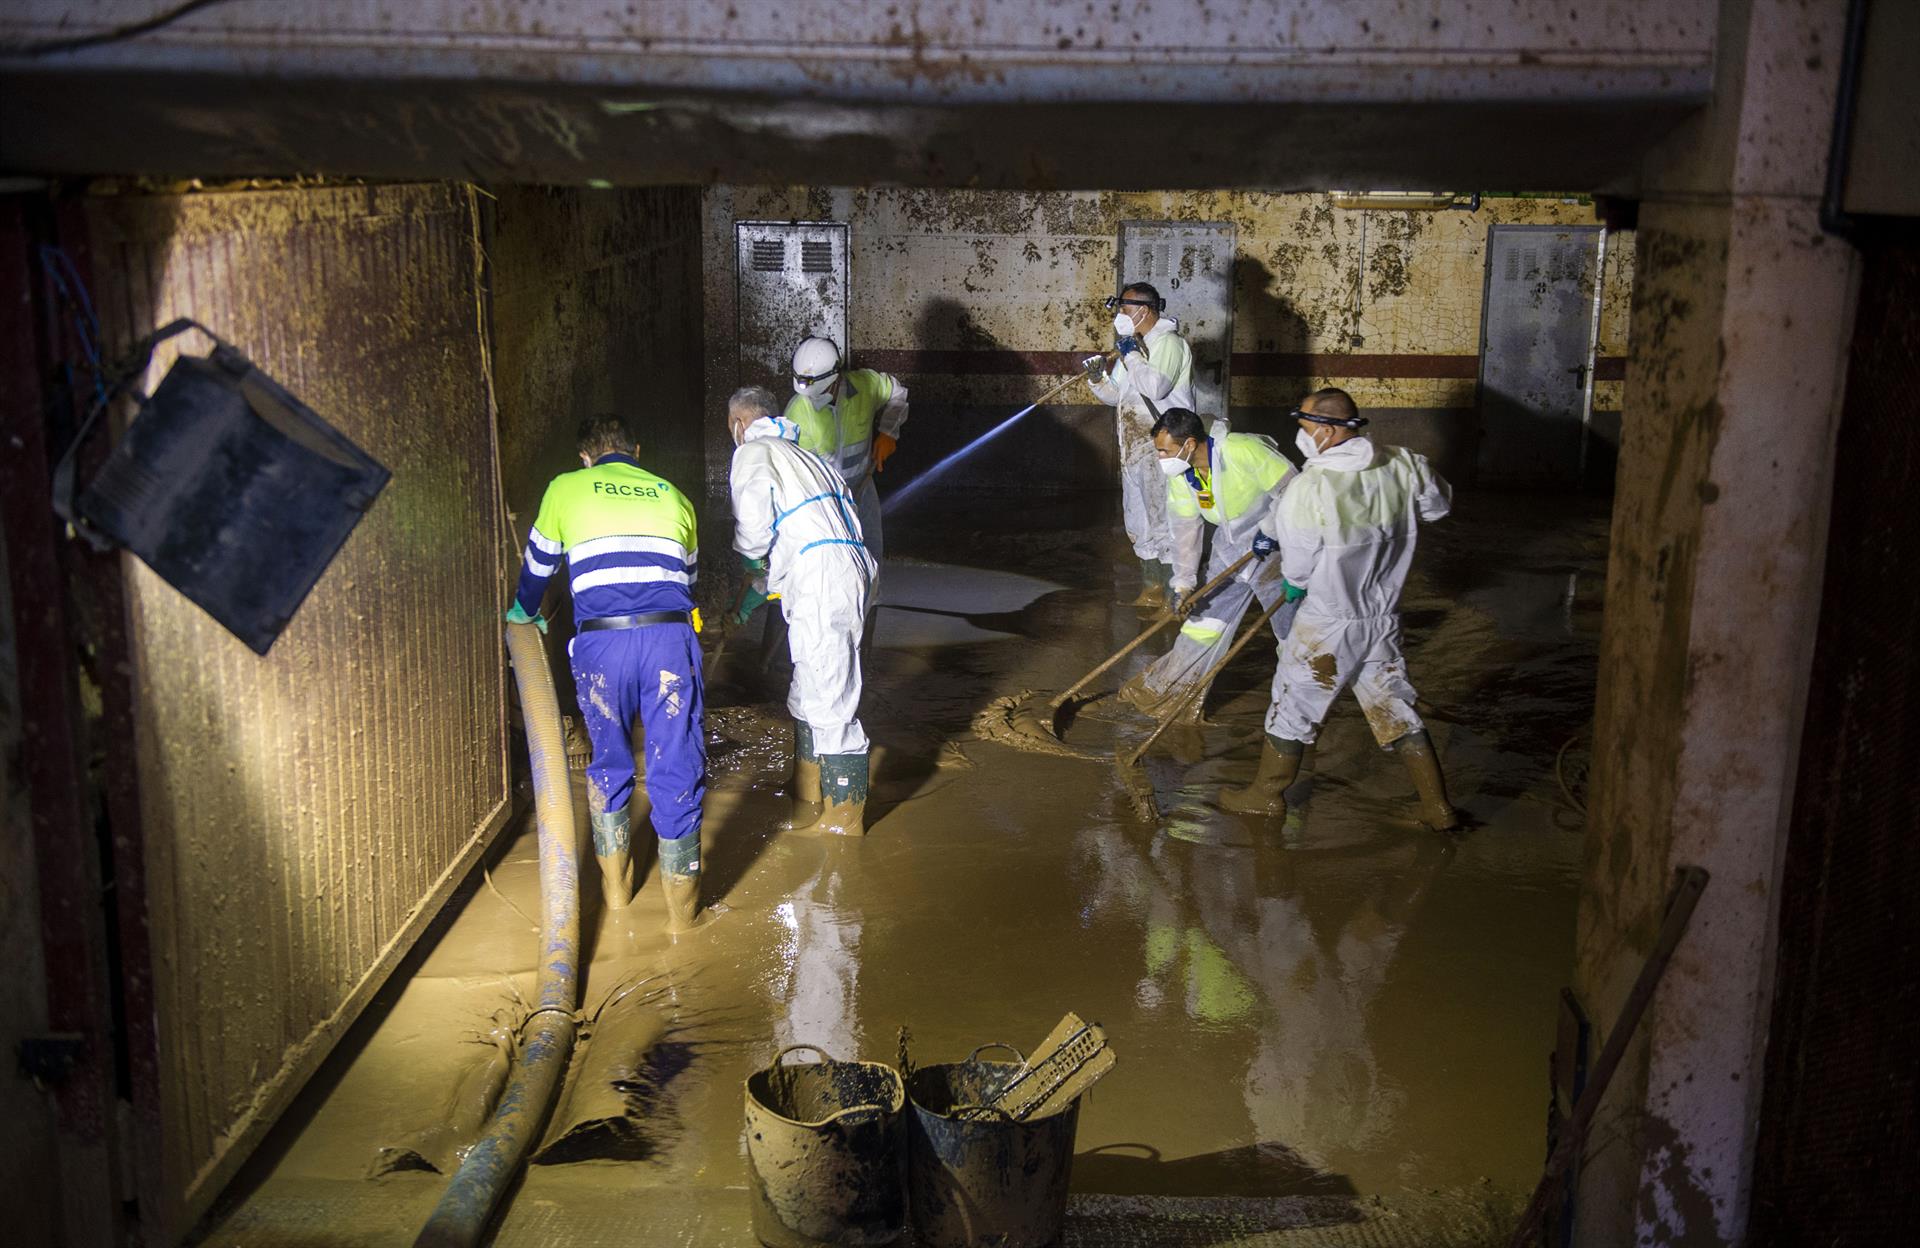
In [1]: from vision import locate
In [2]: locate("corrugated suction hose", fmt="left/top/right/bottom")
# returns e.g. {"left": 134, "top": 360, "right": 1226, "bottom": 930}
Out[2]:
{"left": 415, "top": 621, "right": 580, "bottom": 1247}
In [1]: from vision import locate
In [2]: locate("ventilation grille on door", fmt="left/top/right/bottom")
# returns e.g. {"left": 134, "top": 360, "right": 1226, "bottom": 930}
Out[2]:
{"left": 801, "top": 241, "right": 834, "bottom": 274}
{"left": 1136, "top": 244, "right": 1173, "bottom": 279}
{"left": 751, "top": 239, "right": 785, "bottom": 272}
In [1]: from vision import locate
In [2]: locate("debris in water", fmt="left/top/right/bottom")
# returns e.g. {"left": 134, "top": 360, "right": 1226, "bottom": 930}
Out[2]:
{"left": 962, "top": 1012, "right": 1116, "bottom": 1123}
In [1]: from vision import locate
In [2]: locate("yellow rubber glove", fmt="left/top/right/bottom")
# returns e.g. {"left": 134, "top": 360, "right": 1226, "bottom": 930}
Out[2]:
{"left": 872, "top": 432, "right": 898, "bottom": 473}
{"left": 691, "top": 607, "right": 704, "bottom": 634}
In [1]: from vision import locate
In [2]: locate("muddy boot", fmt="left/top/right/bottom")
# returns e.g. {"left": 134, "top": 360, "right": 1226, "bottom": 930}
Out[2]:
{"left": 656, "top": 832, "right": 701, "bottom": 932}
{"left": 781, "top": 721, "right": 823, "bottom": 830}
{"left": 1219, "top": 735, "right": 1305, "bottom": 817}
{"left": 788, "top": 751, "right": 869, "bottom": 837}
{"left": 590, "top": 807, "right": 636, "bottom": 910}
{"left": 1128, "top": 559, "right": 1170, "bottom": 609}
{"left": 1394, "top": 730, "right": 1461, "bottom": 831}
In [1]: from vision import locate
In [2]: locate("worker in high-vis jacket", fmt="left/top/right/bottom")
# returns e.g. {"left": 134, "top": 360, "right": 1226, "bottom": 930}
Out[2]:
{"left": 506, "top": 414, "right": 705, "bottom": 931}
{"left": 1119, "top": 406, "right": 1300, "bottom": 722}
{"left": 785, "top": 336, "right": 908, "bottom": 572}
{"left": 726, "top": 385, "right": 879, "bottom": 836}
{"left": 1220, "top": 387, "right": 1460, "bottom": 831}
{"left": 1086, "top": 281, "right": 1193, "bottom": 608}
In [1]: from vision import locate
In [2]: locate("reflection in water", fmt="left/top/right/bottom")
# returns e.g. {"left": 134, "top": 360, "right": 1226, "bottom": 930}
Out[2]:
{"left": 773, "top": 864, "right": 863, "bottom": 1060}
{"left": 1078, "top": 823, "right": 1451, "bottom": 1176}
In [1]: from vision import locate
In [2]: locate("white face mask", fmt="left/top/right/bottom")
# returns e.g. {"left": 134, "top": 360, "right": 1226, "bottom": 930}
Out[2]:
{"left": 1113, "top": 311, "right": 1138, "bottom": 337}
{"left": 1296, "top": 428, "right": 1326, "bottom": 460}
{"left": 1158, "top": 451, "right": 1190, "bottom": 478}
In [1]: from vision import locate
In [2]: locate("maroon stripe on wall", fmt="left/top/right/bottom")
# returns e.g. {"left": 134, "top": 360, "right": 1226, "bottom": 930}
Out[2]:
{"left": 1234, "top": 352, "right": 1478, "bottom": 378}
{"left": 860, "top": 348, "right": 1628, "bottom": 381}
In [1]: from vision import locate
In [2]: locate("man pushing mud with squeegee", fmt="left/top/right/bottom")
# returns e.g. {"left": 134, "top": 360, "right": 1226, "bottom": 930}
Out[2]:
{"left": 1116, "top": 405, "right": 1301, "bottom": 725}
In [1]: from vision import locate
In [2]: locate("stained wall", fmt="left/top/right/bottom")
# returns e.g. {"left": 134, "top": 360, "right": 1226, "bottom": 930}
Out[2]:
{"left": 489, "top": 185, "right": 708, "bottom": 523}
{"left": 83, "top": 183, "right": 513, "bottom": 1238}
{"left": 702, "top": 187, "right": 1633, "bottom": 494}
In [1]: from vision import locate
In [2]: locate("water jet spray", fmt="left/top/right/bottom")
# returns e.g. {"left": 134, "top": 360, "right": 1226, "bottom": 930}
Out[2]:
{"left": 882, "top": 356, "right": 1109, "bottom": 518}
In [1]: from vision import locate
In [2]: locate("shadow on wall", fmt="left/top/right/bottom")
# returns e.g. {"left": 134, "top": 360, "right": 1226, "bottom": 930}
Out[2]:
{"left": 875, "top": 296, "right": 1117, "bottom": 507}
{"left": 1229, "top": 256, "right": 1312, "bottom": 455}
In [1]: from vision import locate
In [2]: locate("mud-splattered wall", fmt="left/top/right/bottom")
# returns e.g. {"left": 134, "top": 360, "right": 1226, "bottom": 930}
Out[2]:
{"left": 702, "top": 188, "right": 1632, "bottom": 492}
{"left": 490, "top": 186, "right": 707, "bottom": 523}
{"left": 82, "top": 184, "right": 512, "bottom": 1238}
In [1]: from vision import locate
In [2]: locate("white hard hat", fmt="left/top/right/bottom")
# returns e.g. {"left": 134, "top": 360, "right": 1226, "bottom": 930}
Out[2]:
{"left": 791, "top": 336, "right": 841, "bottom": 400}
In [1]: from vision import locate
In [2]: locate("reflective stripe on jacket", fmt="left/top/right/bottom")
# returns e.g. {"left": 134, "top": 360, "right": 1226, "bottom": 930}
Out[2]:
{"left": 514, "top": 453, "right": 699, "bottom": 621}
{"left": 1165, "top": 420, "right": 1293, "bottom": 589}
{"left": 784, "top": 368, "right": 906, "bottom": 487}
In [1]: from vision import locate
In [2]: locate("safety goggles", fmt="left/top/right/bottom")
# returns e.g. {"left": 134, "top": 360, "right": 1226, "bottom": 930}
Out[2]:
{"left": 792, "top": 362, "right": 840, "bottom": 385}
{"left": 1103, "top": 296, "right": 1157, "bottom": 311}
{"left": 1290, "top": 406, "right": 1369, "bottom": 430}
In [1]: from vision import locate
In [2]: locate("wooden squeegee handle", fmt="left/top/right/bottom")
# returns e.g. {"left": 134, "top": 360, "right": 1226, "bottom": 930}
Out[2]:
{"left": 1049, "top": 550, "right": 1258, "bottom": 711}
{"left": 1124, "top": 590, "right": 1289, "bottom": 768}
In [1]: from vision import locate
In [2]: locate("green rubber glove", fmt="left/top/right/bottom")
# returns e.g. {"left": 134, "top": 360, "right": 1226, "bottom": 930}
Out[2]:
{"left": 733, "top": 557, "right": 771, "bottom": 627}
{"left": 1281, "top": 580, "right": 1307, "bottom": 604}
{"left": 504, "top": 601, "right": 548, "bottom": 634}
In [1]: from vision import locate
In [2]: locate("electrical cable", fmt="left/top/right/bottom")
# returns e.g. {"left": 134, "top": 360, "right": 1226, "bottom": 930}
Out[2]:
{"left": 5, "top": 0, "right": 237, "bottom": 57}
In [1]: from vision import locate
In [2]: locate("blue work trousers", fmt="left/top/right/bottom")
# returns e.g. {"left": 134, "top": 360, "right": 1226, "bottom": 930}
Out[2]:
{"left": 569, "top": 623, "right": 706, "bottom": 841}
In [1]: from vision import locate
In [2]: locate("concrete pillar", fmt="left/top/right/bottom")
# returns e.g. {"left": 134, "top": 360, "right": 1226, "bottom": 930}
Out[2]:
{"left": 1573, "top": 1, "right": 1858, "bottom": 1244}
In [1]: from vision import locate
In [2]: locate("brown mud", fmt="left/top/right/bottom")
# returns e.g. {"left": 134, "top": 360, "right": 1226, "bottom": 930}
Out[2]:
{"left": 202, "top": 493, "right": 1605, "bottom": 1245}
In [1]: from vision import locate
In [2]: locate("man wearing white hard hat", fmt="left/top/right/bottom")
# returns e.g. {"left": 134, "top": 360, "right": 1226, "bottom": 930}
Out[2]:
{"left": 783, "top": 336, "right": 909, "bottom": 574}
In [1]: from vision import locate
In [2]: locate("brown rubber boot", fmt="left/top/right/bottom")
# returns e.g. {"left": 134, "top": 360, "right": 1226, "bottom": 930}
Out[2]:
{"left": 782, "top": 720, "right": 823, "bottom": 830}
{"left": 1127, "top": 559, "right": 1171, "bottom": 608}
{"left": 589, "top": 808, "right": 636, "bottom": 910}
{"left": 1395, "top": 730, "right": 1461, "bottom": 831}
{"left": 1219, "top": 735, "right": 1305, "bottom": 817}
{"left": 785, "top": 751, "right": 869, "bottom": 837}
{"left": 656, "top": 833, "right": 701, "bottom": 932}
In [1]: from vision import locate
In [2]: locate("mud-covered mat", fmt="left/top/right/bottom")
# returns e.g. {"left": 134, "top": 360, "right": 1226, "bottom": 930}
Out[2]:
{"left": 200, "top": 1182, "right": 1514, "bottom": 1247}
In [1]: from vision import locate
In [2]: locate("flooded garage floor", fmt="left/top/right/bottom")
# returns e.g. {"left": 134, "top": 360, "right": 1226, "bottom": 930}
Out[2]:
{"left": 200, "top": 493, "right": 1605, "bottom": 1246}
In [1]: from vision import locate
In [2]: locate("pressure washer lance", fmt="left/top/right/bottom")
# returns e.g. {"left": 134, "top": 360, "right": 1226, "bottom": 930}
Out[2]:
{"left": 881, "top": 352, "right": 1120, "bottom": 519}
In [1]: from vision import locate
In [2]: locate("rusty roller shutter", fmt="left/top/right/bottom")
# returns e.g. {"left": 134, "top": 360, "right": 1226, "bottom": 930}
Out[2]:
{"left": 82, "top": 183, "right": 513, "bottom": 1239}
{"left": 1749, "top": 224, "right": 1920, "bottom": 1244}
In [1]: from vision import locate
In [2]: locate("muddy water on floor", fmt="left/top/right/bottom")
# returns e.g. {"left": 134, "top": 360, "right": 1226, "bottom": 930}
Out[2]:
{"left": 211, "top": 493, "right": 1604, "bottom": 1234}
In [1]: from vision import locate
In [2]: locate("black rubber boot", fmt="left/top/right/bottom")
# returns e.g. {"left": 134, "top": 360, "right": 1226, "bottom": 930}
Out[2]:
{"left": 590, "top": 807, "right": 635, "bottom": 910}
{"left": 1394, "top": 730, "right": 1461, "bottom": 831}
{"left": 1219, "top": 735, "right": 1305, "bottom": 818}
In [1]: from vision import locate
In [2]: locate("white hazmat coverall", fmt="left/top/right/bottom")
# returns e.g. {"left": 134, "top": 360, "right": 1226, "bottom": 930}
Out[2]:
{"left": 731, "top": 416, "right": 879, "bottom": 755}
{"left": 1088, "top": 316, "right": 1192, "bottom": 564}
{"left": 1264, "top": 437, "right": 1451, "bottom": 746}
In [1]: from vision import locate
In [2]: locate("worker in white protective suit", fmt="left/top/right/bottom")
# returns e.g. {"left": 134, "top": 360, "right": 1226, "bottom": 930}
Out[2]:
{"left": 785, "top": 336, "right": 907, "bottom": 573}
{"left": 1117, "top": 406, "right": 1300, "bottom": 722}
{"left": 1085, "top": 281, "right": 1193, "bottom": 608}
{"left": 1220, "top": 387, "right": 1460, "bottom": 831}
{"left": 728, "top": 385, "right": 880, "bottom": 837}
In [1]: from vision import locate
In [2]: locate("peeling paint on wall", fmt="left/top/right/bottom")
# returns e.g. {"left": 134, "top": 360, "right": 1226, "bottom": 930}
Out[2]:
{"left": 703, "top": 187, "right": 1634, "bottom": 488}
